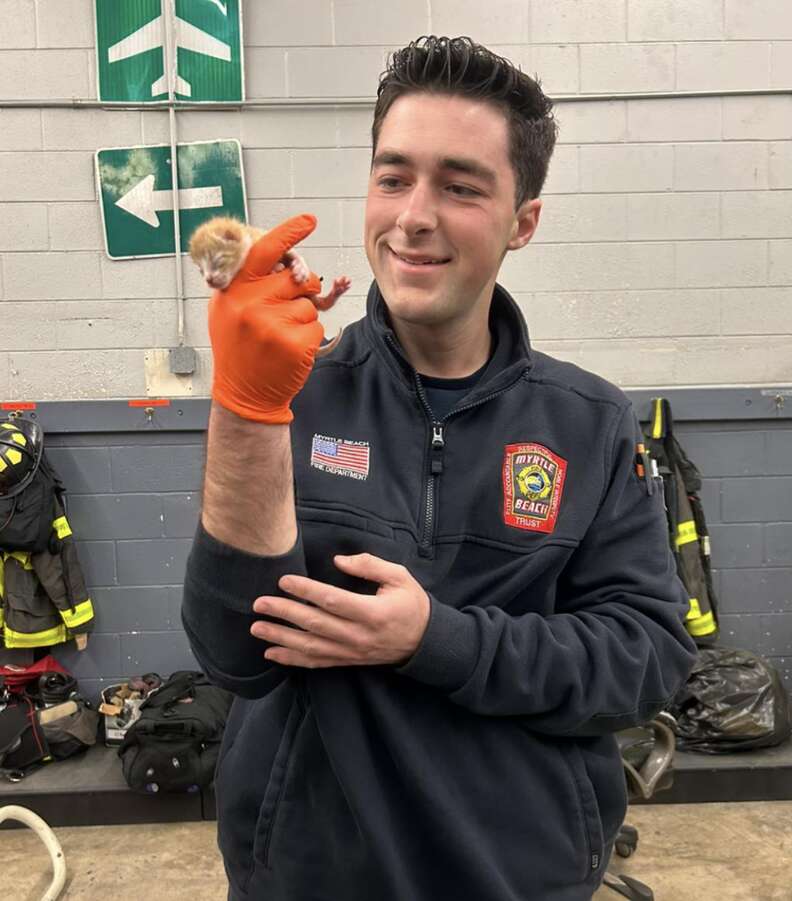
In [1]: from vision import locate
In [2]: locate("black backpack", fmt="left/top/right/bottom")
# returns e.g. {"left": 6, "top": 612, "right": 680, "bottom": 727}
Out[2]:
{"left": 118, "top": 671, "right": 233, "bottom": 794}
{"left": 0, "top": 690, "right": 51, "bottom": 780}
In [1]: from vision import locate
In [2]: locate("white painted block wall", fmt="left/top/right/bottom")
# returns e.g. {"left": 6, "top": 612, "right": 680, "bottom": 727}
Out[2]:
{"left": 1, "top": 0, "right": 791, "bottom": 399}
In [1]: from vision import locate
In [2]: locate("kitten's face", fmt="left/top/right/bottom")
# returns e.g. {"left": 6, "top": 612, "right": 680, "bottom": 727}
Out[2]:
{"left": 191, "top": 224, "right": 251, "bottom": 290}
{"left": 198, "top": 241, "right": 244, "bottom": 289}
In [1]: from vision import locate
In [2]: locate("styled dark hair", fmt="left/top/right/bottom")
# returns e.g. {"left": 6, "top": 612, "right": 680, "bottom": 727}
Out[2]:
{"left": 371, "top": 35, "right": 559, "bottom": 209}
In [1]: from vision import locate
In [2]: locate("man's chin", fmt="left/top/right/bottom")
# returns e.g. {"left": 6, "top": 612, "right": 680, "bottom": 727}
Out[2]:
{"left": 380, "top": 294, "right": 450, "bottom": 328}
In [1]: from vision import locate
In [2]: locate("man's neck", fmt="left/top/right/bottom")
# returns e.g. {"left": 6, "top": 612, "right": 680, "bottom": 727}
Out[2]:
{"left": 390, "top": 314, "right": 493, "bottom": 379}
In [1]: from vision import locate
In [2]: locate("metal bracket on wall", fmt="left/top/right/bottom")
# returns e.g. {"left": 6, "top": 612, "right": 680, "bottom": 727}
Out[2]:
{"left": 760, "top": 389, "right": 791, "bottom": 412}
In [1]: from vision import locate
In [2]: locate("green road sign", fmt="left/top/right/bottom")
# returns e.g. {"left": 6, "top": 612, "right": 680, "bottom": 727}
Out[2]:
{"left": 95, "top": 140, "right": 247, "bottom": 259}
{"left": 95, "top": 0, "right": 244, "bottom": 102}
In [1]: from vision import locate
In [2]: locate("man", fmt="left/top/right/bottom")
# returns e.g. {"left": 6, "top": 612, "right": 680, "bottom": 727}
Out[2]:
{"left": 182, "top": 35, "right": 697, "bottom": 901}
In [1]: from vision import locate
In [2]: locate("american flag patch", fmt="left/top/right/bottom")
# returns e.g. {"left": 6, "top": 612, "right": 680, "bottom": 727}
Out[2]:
{"left": 310, "top": 434, "right": 370, "bottom": 480}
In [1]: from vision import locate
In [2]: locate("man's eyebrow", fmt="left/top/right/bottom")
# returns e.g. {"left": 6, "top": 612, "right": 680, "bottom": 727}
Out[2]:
{"left": 372, "top": 151, "right": 498, "bottom": 186}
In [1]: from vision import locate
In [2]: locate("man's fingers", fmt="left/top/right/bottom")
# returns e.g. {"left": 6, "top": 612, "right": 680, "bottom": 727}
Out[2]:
{"left": 252, "top": 619, "right": 358, "bottom": 665}
{"left": 270, "top": 267, "right": 323, "bottom": 301}
{"left": 241, "top": 214, "right": 317, "bottom": 280}
{"left": 252, "top": 595, "right": 356, "bottom": 642}
{"left": 333, "top": 553, "right": 409, "bottom": 587}
{"left": 274, "top": 575, "right": 370, "bottom": 620}
{"left": 286, "top": 296, "right": 321, "bottom": 326}
{"left": 264, "top": 648, "right": 348, "bottom": 668}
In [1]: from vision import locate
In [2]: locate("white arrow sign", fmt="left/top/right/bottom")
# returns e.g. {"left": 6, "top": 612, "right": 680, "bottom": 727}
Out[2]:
{"left": 115, "top": 174, "right": 223, "bottom": 227}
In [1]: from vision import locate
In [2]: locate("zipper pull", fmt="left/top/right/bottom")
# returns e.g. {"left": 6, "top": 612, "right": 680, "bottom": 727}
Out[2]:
{"left": 431, "top": 424, "right": 444, "bottom": 474}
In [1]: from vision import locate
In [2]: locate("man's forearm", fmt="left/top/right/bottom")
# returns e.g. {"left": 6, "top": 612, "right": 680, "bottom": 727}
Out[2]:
{"left": 201, "top": 401, "right": 298, "bottom": 556}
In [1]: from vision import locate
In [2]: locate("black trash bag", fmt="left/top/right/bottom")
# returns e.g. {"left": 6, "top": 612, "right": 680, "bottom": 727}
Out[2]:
{"left": 667, "top": 647, "right": 792, "bottom": 753}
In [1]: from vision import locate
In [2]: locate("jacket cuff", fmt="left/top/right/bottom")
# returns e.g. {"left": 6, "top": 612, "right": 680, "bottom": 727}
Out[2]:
{"left": 393, "top": 594, "right": 479, "bottom": 692}
{"left": 185, "top": 521, "right": 308, "bottom": 614}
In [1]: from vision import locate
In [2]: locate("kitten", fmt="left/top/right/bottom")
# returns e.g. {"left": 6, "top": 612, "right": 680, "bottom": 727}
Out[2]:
{"left": 188, "top": 217, "right": 350, "bottom": 357}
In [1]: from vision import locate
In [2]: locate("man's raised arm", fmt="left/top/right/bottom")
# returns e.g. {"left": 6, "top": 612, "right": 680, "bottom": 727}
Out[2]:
{"left": 181, "top": 215, "right": 327, "bottom": 698}
{"left": 202, "top": 404, "right": 297, "bottom": 556}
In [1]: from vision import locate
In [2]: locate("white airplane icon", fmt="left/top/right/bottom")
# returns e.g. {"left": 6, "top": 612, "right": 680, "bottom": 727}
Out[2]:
{"left": 107, "top": 5, "right": 231, "bottom": 98}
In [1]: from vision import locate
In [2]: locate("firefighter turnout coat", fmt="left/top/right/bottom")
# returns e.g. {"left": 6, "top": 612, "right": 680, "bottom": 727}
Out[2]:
{"left": 643, "top": 397, "right": 720, "bottom": 645}
{"left": 0, "top": 497, "right": 94, "bottom": 648}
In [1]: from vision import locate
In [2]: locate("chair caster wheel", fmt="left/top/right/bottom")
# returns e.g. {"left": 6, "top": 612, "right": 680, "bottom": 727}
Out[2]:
{"left": 614, "top": 824, "right": 638, "bottom": 857}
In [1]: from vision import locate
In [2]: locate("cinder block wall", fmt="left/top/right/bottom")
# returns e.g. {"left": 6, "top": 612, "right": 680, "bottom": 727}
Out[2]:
{"left": 1, "top": 0, "right": 791, "bottom": 396}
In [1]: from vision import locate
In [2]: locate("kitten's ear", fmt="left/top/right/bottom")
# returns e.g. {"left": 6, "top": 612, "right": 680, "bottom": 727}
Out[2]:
{"left": 223, "top": 228, "right": 237, "bottom": 242}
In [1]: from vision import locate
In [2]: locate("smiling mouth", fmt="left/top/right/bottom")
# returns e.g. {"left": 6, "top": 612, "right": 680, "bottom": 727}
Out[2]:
{"left": 389, "top": 247, "right": 451, "bottom": 268}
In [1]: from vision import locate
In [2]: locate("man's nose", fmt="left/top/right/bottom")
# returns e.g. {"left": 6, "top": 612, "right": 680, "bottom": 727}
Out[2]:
{"left": 396, "top": 183, "right": 437, "bottom": 236}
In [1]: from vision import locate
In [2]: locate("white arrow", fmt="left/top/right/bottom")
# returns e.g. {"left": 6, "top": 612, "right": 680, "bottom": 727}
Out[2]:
{"left": 115, "top": 174, "right": 223, "bottom": 227}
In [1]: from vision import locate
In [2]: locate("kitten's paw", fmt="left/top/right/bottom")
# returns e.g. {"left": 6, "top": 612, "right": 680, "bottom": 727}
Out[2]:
{"left": 334, "top": 275, "right": 352, "bottom": 295}
{"left": 311, "top": 275, "right": 352, "bottom": 311}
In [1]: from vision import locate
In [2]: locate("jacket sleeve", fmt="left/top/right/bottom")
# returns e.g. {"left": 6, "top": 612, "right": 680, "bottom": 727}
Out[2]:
{"left": 394, "top": 404, "right": 698, "bottom": 736}
{"left": 181, "top": 521, "right": 309, "bottom": 699}
{"left": 32, "top": 502, "right": 94, "bottom": 636}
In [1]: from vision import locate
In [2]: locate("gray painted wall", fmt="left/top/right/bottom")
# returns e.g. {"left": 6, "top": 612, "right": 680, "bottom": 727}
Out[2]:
{"left": 1, "top": 394, "right": 790, "bottom": 704}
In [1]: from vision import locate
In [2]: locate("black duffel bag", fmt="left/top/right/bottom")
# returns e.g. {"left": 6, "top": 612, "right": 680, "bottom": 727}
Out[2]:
{"left": 118, "top": 670, "right": 233, "bottom": 794}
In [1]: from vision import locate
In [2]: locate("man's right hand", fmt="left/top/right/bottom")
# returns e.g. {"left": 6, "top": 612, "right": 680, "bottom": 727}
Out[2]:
{"left": 209, "top": 214, "right": 324, "bottom": 424}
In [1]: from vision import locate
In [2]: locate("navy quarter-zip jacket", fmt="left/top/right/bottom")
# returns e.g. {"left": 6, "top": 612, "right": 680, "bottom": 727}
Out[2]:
{"left": 182, "top": 281, "right": 698, "bottom": 901}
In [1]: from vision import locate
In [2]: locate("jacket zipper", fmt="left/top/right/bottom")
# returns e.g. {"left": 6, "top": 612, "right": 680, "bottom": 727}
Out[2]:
{"left": 407, "top": 354, "right": 525, "bottom": 557}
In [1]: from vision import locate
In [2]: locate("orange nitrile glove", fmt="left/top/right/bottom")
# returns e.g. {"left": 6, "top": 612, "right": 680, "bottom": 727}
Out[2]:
{"left": 209, "top": 214, "right": 324, "bottom": 424}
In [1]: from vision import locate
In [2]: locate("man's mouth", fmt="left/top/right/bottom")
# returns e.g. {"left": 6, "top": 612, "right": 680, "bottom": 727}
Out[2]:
{"left": 389, "top": 247, "right": 450, "bottom": 268}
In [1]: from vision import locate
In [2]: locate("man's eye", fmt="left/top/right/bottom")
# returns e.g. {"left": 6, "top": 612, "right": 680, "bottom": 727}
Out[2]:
{"left": 449, "top": 185, "right": 479, "bottom": 197}
{"left": 378, "top": 177, "right": 402, "bottom": 189}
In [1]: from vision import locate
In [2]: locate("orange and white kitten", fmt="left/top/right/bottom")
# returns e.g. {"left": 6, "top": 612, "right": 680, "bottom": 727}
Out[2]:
{"left": 188, "top": 217, "right": 350, "bottom": 355}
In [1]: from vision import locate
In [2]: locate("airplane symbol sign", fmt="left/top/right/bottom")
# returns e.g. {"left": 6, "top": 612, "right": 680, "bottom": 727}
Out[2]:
{"left": 96, "top": 0, "right": 244, "bottom": 103}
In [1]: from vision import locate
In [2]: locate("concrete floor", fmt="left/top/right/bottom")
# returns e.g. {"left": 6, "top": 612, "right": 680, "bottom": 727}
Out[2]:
{"left": 3, "top": 801, "right": 792, "bottom": 901}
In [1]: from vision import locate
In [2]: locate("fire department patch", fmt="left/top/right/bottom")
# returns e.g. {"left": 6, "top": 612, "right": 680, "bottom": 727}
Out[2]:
{"left": 310, "top": 434, "right": 370, "bottom": 480}
{"left": 502, "top": 443, "right": 567, "bottom": 533}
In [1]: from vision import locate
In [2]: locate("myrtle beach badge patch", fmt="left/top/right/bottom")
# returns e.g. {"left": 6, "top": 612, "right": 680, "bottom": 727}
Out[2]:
{"left": 502, "top": 443, "right": 567, "bottom": 533}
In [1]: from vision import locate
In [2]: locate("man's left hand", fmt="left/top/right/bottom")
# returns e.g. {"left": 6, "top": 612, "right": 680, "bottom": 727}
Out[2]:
{"left": 250, "top": 554, "right": 431, "bottom": 668}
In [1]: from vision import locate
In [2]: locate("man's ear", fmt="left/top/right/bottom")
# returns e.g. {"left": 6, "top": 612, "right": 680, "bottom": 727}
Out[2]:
{"left": 507, "top": 198, "right": 542, "bottom": 251}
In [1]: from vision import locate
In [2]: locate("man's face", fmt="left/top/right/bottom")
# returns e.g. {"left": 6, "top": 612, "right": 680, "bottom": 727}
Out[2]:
{"left": 365, "top": 92, "right": 540, "bottom": 330}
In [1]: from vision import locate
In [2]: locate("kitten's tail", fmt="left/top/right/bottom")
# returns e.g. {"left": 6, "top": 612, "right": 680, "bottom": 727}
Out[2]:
{"left": 314, "top": 327, "right": 344, "bottom": 359}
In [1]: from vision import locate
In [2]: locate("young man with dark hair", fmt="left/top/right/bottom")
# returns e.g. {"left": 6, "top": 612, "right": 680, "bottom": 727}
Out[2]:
{"left": 183, "top": 36, "right": 697, "bottom": 901}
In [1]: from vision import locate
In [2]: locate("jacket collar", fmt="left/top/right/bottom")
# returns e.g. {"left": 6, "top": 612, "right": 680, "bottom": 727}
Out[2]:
{"left": 362, "top": 279, "right": 534, "bottom": 401}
